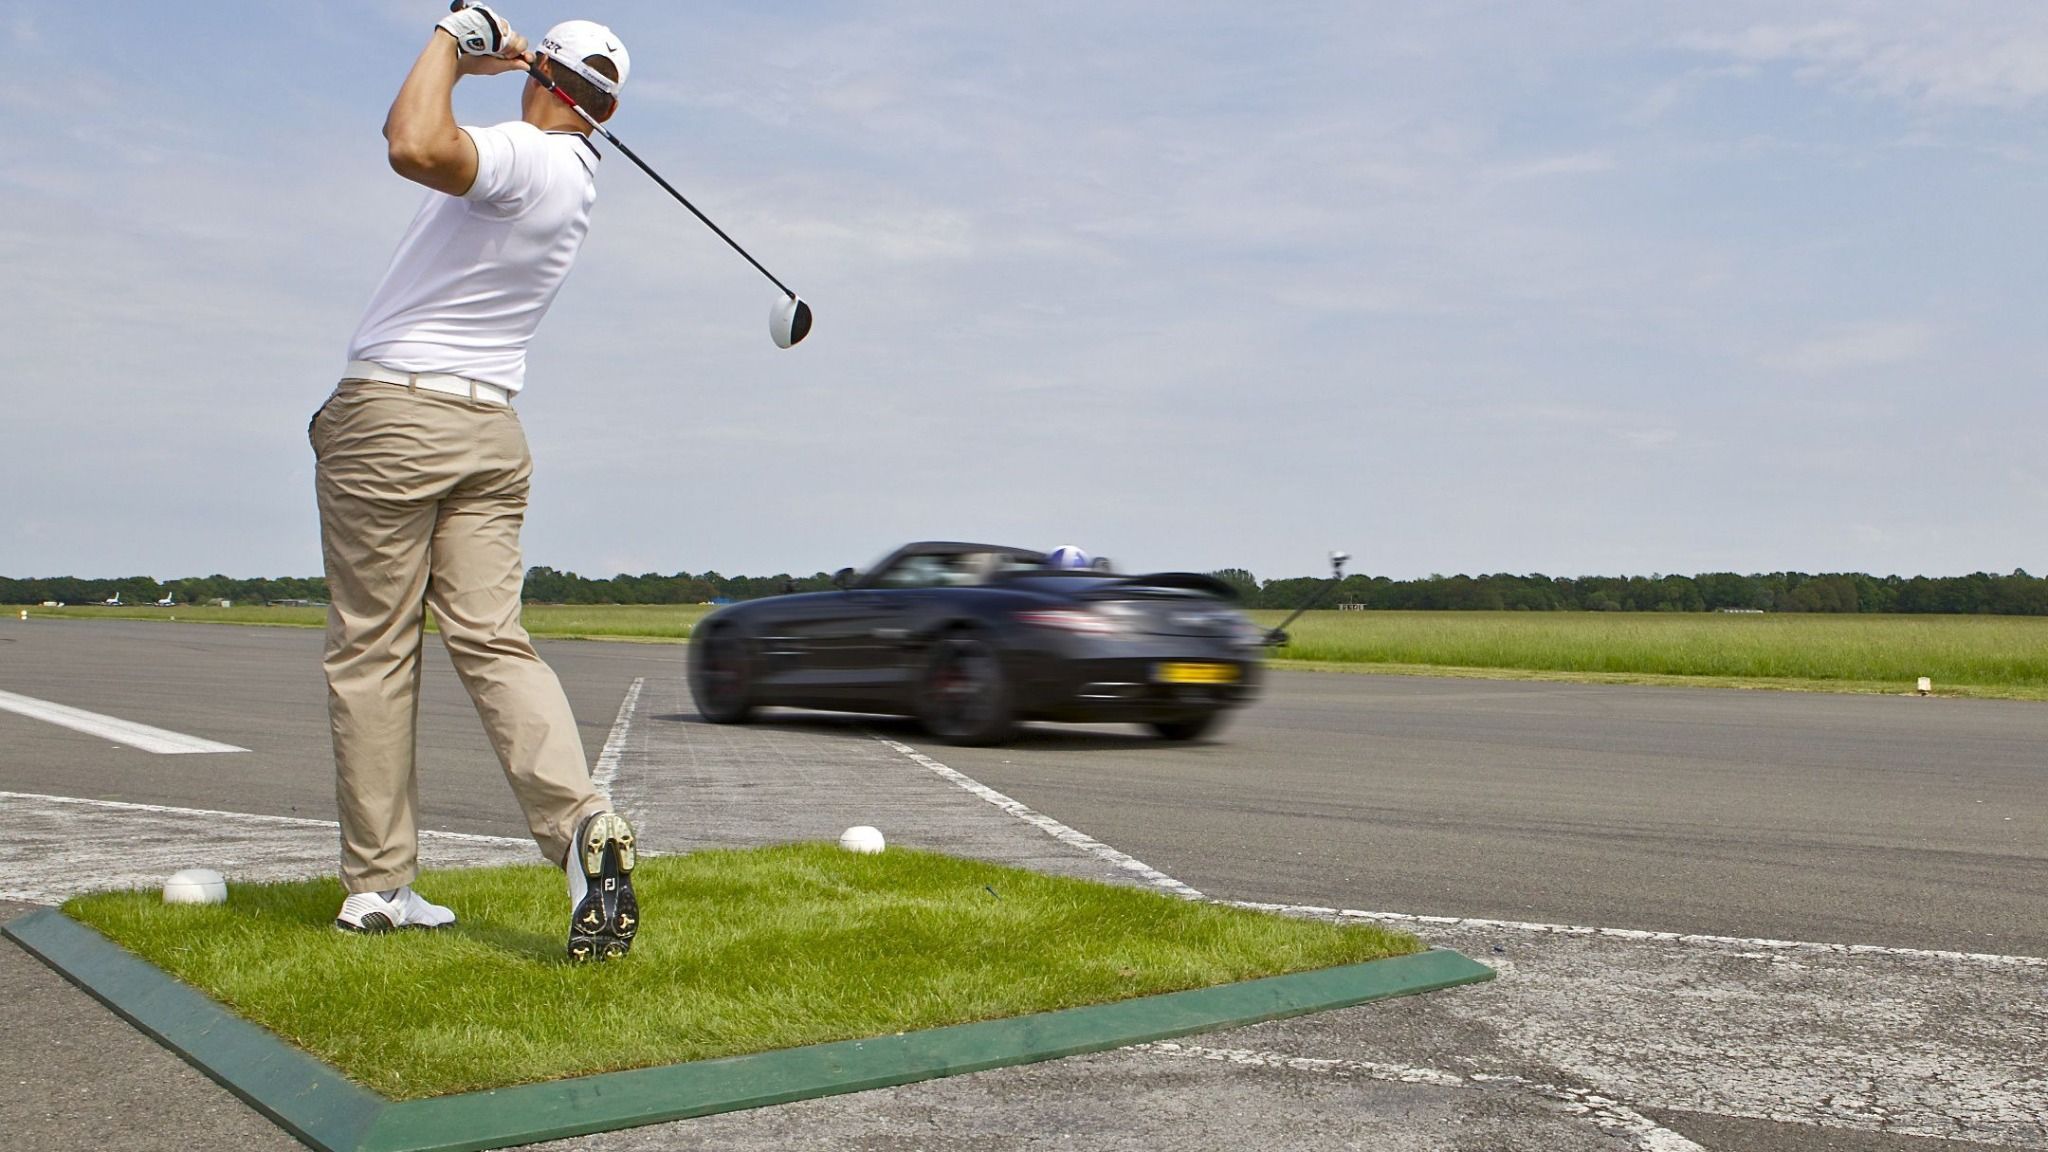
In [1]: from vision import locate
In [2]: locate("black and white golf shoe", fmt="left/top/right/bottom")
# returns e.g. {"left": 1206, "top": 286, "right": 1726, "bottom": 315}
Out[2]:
{"left": 567, "top": 810, "right": 638, "bottom": 962}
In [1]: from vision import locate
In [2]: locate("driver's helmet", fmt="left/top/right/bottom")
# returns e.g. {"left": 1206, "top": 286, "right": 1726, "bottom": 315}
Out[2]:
{"left": 1045, "top": 545, "right": 1092, "bottom": 570}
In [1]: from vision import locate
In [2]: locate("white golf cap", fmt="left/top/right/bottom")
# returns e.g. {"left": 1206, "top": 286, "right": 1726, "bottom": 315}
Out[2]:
{"left": 539, "top": 20, "right": 630, "bottom": 96}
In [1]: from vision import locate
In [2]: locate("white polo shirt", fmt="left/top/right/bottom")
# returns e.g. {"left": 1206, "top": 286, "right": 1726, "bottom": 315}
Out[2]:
{"left": 346, "top": 121, "right": 601, "bottom": 393}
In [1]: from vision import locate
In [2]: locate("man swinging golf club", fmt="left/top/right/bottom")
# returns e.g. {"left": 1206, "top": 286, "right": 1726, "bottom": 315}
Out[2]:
{"left": 311, "top": 4, "right": 636, "bottom": 961}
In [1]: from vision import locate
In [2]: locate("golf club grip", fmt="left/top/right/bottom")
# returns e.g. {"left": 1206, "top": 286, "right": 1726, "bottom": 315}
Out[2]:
{"left": 445, "top": 2, "right": 512, "bottom": 58}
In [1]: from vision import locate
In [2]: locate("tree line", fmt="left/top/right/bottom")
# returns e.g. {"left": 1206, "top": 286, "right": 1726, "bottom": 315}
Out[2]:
{"left": 1211, "top": 568, "right": 2048, "bottom": 614}
{"left": 7, "top": 566, "right": 2048, "bottom": 615}
{"left": 521, "top": 567, "right": 838, "bottom": 604}
{"left": 0, "top": 569, "right": 836, "bottom": 608}
{"left": 0, "top": 574, "right": 330, "bottom": 606}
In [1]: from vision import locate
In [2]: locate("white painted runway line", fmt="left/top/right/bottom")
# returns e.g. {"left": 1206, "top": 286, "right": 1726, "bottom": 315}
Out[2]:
{"left": 0, "top": 688, "right": 247, "bottom": 754}
{"left": 871, "top": 734, "right": 2048, "bottom": 1150}
{"left": 871, "top": 735, "right": 1208, "bottom": 900}
{"left": 0, "top": 791, "right": 531, "bottom": 904}
{"left": 1232, "top": 901, "right": 2048, "bottom": 969}
{"left": 0, "top": 678, "right": 652, "bottom": 901}
{"left": 591, "top": 676, "right": 645, "bottom": 798}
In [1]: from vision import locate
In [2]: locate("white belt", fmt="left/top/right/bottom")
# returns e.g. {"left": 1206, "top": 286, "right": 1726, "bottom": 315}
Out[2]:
{"left": 342, "top": 360, "right": 511, "bottom": 406}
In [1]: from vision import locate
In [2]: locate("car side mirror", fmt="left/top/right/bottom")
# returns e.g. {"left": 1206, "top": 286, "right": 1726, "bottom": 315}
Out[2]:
{"left": 833, "top": 567, "right": 856, "bottom": 590}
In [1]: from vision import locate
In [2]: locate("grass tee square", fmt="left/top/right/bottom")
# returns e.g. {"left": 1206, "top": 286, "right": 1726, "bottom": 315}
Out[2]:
{"left": 63, "top": 843, "right": 1419, "bottom": 1099}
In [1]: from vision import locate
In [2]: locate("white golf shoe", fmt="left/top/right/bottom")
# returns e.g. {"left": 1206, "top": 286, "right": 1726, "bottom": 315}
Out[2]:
{"left": 334, "top": 886, "right": 457, "bottom": 933}
{"left": 567, "top": 810, "right": 638, "bottom": 962}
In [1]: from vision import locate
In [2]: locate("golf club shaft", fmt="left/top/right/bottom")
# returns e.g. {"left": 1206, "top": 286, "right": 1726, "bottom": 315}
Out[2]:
{"left": 446, "top": 1, "right": 799, "bottom": 300}
{"left": 533, "top": 67, "right": 798, "bottom": 301}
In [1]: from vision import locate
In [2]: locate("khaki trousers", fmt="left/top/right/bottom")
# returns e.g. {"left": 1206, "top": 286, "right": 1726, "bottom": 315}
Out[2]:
{"left": 311, "top": 379, "right": 606, "bottom": 893}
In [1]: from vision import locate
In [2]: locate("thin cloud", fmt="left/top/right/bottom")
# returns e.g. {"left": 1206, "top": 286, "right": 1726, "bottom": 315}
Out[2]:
{"left": 1768, "top": 322, "right": 1936, "bottom": 375}
{"left": 1485, "top": 150, "right": 1617, "bottom": 181}
{"left": 1684, "top": 18, "right": 2048, "bottom": 109}
{"left": 1683, "top": 22, "right": 1866, "bottom": 67}
{"left": 1622, "top": 79, "right": 1686, "bottom": 126}
{"left": 1471, "top": 404, "right": 1680, "bottom": 453}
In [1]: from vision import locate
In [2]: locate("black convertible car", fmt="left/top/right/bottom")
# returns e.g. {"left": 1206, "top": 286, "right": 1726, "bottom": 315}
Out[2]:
{"left": 686, "top": 541, "right": 1268, "bottom": 744}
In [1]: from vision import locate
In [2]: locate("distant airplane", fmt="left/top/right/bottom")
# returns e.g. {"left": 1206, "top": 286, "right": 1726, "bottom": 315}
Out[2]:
{"left": 103, "top": 593, "right": 122, "bottom": 606}
{"left": 157, "top": 594, "right": 175, "bottom": 607}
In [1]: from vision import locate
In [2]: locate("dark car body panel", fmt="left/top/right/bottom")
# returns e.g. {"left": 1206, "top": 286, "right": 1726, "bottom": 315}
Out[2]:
{"left": 689, "top": 542, "right": 1264, "bottom": 730}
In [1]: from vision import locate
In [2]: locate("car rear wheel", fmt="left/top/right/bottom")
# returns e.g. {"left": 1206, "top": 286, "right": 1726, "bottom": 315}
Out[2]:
{"left": 1147, "top": 712, "right": 1221, "bottom": 742}
{"left": 689, "top": 625, "right": 755, "bottom": 724}
{"left": 916, "top": 632, "right": 1015, "bottom": 745}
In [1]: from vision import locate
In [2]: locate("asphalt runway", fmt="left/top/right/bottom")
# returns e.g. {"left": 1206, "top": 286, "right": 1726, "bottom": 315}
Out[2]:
{"left": 4, "top": 617, "right": 2042, "bottom": 954}
{"left": 0, "top": 617, "right": 672, "bottom": 841}
{"left": 934, "top": 674, "right": 2048, "bottom": 956}
{"left": 3, "top": 617, "right": 2045, "bottom": 1151}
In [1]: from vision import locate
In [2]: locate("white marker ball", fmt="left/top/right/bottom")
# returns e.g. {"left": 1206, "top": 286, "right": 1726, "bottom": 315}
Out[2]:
{"left": 162, "top": 868, "right": 227, "bottom": 905}
{"left": 838, "top": 826, "right": 885, "bottom": 855}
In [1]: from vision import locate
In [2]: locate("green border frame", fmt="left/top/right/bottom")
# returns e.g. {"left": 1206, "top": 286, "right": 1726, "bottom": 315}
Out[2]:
{"left": 6, "top": 907, "right": 1493, "bottom": 1152}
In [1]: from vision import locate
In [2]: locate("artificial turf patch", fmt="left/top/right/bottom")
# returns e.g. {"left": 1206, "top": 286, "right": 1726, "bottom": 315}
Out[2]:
{"left": 62, "top": 844, "right": 1420, "bottom": 1099}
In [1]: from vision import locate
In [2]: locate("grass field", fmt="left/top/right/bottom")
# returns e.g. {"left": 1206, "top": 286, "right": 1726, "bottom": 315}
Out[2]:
{"left": 20, "top": 602, "right": 2048, "bottom": 699}
{"left": 1252, "top": 610, "right": 2048, "bottom": 699}
{"left": 65, "top": 844, "right": 1417, "bottom": 1098}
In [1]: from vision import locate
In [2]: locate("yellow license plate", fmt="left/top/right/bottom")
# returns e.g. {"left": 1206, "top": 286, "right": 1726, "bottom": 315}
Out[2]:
{"left": 1156, "top": 662, "right": 1239, "bottom": 685}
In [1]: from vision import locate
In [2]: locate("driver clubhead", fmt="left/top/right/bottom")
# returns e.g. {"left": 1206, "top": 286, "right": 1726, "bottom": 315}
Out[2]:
{"left": 771, "top": 294, "right": 813, "bottom": 348}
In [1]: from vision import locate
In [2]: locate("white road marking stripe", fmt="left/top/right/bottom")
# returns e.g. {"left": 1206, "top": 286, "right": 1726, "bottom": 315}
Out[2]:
{"left": 0, "top": 791, "right": 529, "bottom": 846}
{"left": 1230, "top": 901, "right": 2048, "bottom": 968}
{"left": 0, "top": 688, "right": 246, "bottom": 754}
{"left": 0, "top": 791, "right": 537, "bottom": 905}
{"left": 591, "top": 676, "right": 644, "bottom": 798}
{"left": 871, "top": 735, "right": 1207, "bottom": 900}
{"left": 1138, "top": 1040, "right": 1465, "bottom": 1086}
{"left": 1139, "top": 1042, "right": 1707, "bottom": 1152}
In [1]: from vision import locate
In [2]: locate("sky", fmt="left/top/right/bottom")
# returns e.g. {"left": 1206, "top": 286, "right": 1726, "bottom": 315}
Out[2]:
{"left": 4, "top": 3, "right": 2046, "bottom": 582}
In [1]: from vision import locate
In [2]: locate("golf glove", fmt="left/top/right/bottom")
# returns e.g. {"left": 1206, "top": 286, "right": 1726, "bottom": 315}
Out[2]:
{"left": 437, "top": 4, "right": 509, "bottom": 57}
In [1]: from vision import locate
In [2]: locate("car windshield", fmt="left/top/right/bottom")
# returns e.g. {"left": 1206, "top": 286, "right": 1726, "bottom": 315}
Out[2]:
{"left": 1004, "top": 572, "right": 1123, "bottom": 591}
{"left": 873, "top": 551, "right": 1037, "bottom": 589}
